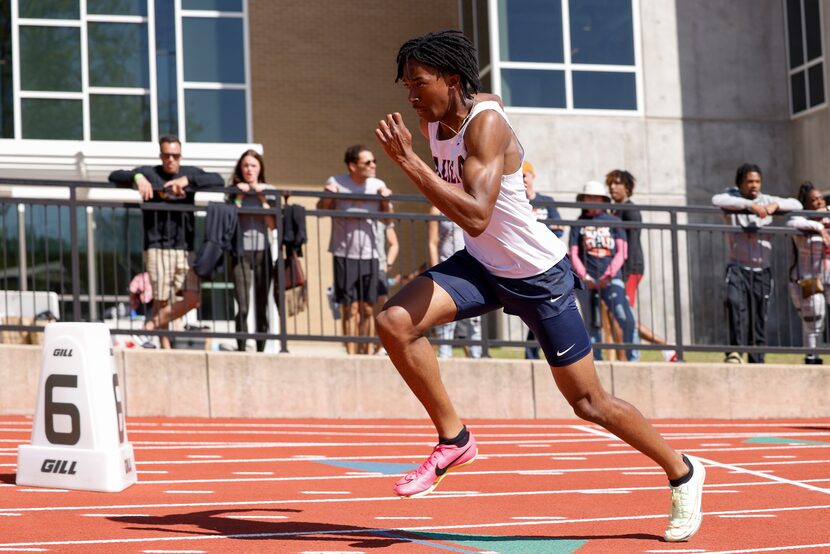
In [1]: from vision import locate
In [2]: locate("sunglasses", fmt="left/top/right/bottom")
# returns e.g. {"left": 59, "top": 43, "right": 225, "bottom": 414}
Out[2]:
{"left": 361, "top": 159, "right": 377, "bottom": 166}
{"left": 160, "top": 153, "right": 182, "bottom": 160}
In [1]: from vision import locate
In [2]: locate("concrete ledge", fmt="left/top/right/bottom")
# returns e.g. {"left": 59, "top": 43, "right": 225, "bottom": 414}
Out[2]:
{"left": 1, "top": 344, "right": 829, "bottom": 419}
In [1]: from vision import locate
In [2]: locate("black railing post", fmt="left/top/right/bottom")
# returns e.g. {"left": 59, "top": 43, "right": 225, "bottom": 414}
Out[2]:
{"left": 670, "top": 209, "right": 684, "bottom": 361}
{"left": 273, "top": 195, "right": 289, "bottom": 353}
{"left": 69, "top": 184, "right": 82, "bottom": 321}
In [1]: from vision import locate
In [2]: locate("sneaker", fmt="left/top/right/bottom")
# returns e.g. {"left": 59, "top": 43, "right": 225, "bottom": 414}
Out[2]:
{"left": 664, "top": 455, "right": 705, "bottom": 542}
{"left": 661, "top": 349, "right": 678, "bottom": 362}
{"left": 393, "top": 432, "right": 478, "bottom": 498}
{"left": 724, "top": 352, "right": 742, "bottom": 364}
{"left": 805, "top": 354, "right": 823, "bottom": 365}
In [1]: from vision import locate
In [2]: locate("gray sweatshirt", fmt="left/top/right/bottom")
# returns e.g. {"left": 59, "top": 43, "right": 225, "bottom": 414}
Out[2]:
{"left": 711, "top": 187, "right": 802, "bottom": 269}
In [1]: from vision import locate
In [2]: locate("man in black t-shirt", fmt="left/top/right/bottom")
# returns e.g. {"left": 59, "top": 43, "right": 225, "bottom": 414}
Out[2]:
{"left": 110, "top": 135, "right": 223, "bottom": 348}
{"left": 606, "top": 169, "right": 675, "bottom": 361}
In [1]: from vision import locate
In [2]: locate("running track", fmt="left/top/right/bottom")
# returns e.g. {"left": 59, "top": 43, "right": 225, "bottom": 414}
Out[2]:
{"left": 1, "top": 417, "right": 829, "bottom": 553}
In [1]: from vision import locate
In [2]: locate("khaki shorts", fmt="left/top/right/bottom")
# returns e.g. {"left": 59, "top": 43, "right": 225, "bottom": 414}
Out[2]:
{"left": 144, "top": 248, "right": 199, "bottom": 303}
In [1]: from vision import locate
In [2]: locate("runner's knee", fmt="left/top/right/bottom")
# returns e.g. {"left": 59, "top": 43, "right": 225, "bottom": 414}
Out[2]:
{"left": 376, "top": 305, "right": 415, "bottom": 341}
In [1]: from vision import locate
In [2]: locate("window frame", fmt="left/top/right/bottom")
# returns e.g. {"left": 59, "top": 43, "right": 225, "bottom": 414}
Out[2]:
{"left": 478, "top": 0, "right": 644, "bottom": 116}
{"left": 5, "top": 0, "right": 253, "bottom": 147}
{"left": 784, "top": 0, "right": 826, "bottom": 119}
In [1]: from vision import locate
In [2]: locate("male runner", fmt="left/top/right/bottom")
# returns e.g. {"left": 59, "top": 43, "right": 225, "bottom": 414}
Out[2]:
{"left": 374, "top": 30, "right": 704, "bottom": 542}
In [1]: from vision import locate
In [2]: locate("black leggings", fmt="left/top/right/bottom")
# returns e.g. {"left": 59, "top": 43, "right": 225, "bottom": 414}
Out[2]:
{"left": 232, "top": 250, "right": 272, "bottom": 352}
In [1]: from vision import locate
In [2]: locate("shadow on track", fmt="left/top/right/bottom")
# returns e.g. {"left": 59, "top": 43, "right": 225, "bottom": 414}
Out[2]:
{"left": 110, "top": 510, "right": 663, "bottom": 549}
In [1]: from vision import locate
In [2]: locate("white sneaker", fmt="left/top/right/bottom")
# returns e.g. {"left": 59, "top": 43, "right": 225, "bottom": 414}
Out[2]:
{"left": 664, "top": 455, "right": 705, "bottom": 542}
{"left": 661, "top": 349, "right": 678, "bottom": 362}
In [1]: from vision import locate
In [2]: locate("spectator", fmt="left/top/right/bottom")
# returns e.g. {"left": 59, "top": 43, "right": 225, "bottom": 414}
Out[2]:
{"left": 372, "top": 214, "right": 399, "bottom": 355}
{"left": 428, "top": 206, "right": 483, "bottom": 359}
{"left": 712, "top": 163, "right": 801, "bottom": 363}
{"left": 109, "top": 134, "right": 223, "bottom": 349}
{"left": 787, "top": 181, "right": 830, "bottom": 364}
{"left": 227, "top": 149, "right": 276, "bottom": 352}
{"left": 606, "top": 169, "right": 676, "bottom": 362}
{"left": 523, "top": 159, "right": 563, "bottom": 359}
{"left": 569, "top": 180, "right": 639, "bottom": 361}
{"left": 317, "top": 144, "right": 392, "bottom": 354}
{"left": 524, "top": 160, "right": 565, "bottom": 238}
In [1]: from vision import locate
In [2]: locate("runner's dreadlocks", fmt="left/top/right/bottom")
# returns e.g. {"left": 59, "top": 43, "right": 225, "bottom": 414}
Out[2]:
{"left": 395, "top": 30, "right": 481, "bottom": 100}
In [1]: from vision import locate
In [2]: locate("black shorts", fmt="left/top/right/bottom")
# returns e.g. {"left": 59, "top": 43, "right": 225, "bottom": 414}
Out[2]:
{"left": 422, "top": 249, "right": 591, "bottom": 367}
{"left": 378, "top": 269, "right": 389, "bottom": 296}
{"left": 334, "top": 256, "right": 379, "bottom": 304}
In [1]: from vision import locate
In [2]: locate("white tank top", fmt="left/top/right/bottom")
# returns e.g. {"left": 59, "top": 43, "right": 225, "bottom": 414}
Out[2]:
{"left": 427, "top": 100, "right": 566, "bottom": 278}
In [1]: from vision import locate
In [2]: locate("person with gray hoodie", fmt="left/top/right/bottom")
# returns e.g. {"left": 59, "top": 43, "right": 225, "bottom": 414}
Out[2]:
{"left": 712, "top": 163, "right": 801, "bottom": 363}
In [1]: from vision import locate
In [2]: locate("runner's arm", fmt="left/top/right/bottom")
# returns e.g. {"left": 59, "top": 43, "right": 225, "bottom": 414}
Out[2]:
{"left": 376, "top": 111, "right": 508, "bottom": 237}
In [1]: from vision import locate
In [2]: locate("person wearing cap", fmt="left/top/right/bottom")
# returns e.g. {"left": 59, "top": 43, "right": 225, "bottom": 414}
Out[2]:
{"left": 569, "top": 180, "right": 639, "bottom": 361}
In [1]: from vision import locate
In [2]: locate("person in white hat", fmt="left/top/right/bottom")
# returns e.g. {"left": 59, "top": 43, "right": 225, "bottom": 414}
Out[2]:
{"left": 569, "top": 181, "right": 639, "bottom": 361}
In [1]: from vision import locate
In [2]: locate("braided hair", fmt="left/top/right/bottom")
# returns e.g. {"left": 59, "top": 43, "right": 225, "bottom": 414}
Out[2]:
{"left": 395, "top": 30, "right": 481, "bottom": 100}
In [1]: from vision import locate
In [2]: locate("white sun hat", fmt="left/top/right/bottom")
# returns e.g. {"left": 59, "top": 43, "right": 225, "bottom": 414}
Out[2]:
{"left": 577, "top": 180, "right": 611, "bottom": 202}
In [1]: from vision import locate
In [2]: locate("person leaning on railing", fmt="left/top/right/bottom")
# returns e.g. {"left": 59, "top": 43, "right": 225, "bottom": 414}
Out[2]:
{"left": 786, "top": 181, "right": 830, "bottom": 365}
{"left": 226, "top": 149, "right": 276, "bottom": 353}
{"left": 109, "top": 134, "right": 224, "bottom": 349}
{"left": 712, "top": 163, "right": 801, "bottom": 364}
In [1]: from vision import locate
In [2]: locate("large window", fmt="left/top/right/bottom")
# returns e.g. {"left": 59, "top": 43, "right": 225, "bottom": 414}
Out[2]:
{"left": 0, "top": 0, "right": 250, "bottom": 143}
{"left": 785, "top": 0, "right": 825, "bottom": 116}
{"left": 461, "top": 0, "right": 641, "bottom": 113}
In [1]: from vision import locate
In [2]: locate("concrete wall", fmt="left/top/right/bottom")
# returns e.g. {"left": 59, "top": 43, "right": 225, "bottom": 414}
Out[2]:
{"left": 2, "top": 344, "right": 828, "bottom": 419}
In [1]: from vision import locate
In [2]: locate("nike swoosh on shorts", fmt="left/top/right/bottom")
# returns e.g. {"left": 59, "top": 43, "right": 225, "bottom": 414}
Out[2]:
{"left": 557, "top": 344, "right": 576, "bottom": 357}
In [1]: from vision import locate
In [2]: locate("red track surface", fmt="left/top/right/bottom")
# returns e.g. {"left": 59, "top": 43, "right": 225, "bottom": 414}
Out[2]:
{"left": 1, "top": 417, "right": 829, "bottom": 553}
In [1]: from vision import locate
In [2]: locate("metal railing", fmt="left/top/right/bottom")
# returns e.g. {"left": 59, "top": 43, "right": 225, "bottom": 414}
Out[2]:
{"left": 0, "top": 177, "right": 827, "bottom": 361}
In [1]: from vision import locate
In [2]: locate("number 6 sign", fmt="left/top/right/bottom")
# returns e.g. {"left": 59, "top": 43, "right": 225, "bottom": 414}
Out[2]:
{"left": 17, "top": 323, "right": 136, "bottom": 492}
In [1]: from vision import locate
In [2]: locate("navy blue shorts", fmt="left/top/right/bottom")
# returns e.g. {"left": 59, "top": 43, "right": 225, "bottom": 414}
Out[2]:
{"left": 423, "top": 249, "right": 592, "bottom": 367}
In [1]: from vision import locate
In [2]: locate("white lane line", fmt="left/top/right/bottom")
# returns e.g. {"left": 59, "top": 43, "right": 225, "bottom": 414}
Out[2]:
{"left": 163, "top": 490, "right": 214, "bottom": 494}
{"left": 547, "top": 456, "right": 587, "bottom": 461}
{"left": 116, "top": 420, "right": 830, "bottom": 429}
{"left": 3, "top": 479, "right": 828, "bottom": 515}
{"left": 764, "top": 455, "right": 797, "bottom": 459}
{"left": 18, "top": 489, "right": 69, "bottom": 493}
{"left": 0, "top": 513, "right": 21, "bottom": 516}
{"left": 510, "top": 516, "right": 567, "bottom": 521}
{"left": 706, "top": 544, "right": 830, "bottom": 553}
{"left": 137, "top": 470, "right": 168, "bottom": 474}
{"left": 375, "top": 516, "right": 432, "bottom": 521}
{"left": 133, "top": 445, "right": 830, "bottom": 465}
{"left": 1, "top": 505, "right": 827, "bottom": 548}
{"left": 0, "top": 548, "right": 49, "bottom": 552}
{"left": 696, "top": 455, "right": 830, "bottom": 495}
{"left": 717, "top": 514, "right": 776, "bottom": 518}
{"left": 143, "top": 551, "right": 206, "bottom": 553}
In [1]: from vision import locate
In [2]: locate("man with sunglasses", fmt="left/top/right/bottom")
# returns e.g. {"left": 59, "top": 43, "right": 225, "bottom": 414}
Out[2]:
{"left": 110, "top": 134, "right": 223, "bottom": 348}
{"left": 318, "top": 144, "right": 392, "bottom": 354}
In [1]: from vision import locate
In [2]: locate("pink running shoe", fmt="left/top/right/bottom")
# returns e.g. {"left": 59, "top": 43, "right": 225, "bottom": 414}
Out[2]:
{"left": 394, "top": 432, "right": 478, "bottom": 498}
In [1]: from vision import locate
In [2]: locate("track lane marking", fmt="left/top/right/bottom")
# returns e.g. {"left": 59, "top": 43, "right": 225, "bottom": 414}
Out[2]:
{"left": 0, "top": 504, "right": 827, "bottom": 548}
{"left": 696, "top": 455, "right": 830, "bottom": 495}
